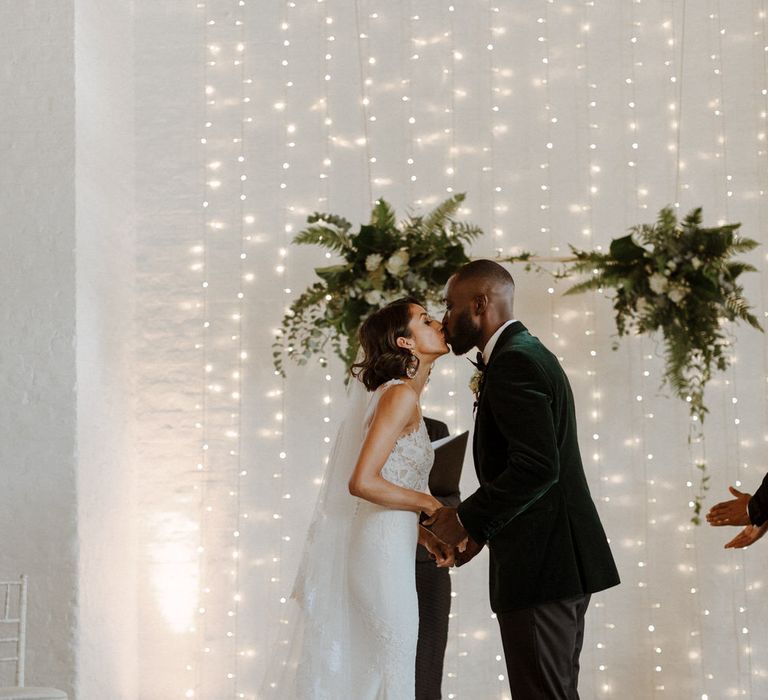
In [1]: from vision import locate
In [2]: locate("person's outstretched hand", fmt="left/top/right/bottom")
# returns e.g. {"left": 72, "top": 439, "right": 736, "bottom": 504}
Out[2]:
{"left": 706, "top": 486, "right": 751, "bottom": 527}
{"left": 724, "top": 522, "right": 768, "bottom": 549}
{"left": 422, "top": 506, "right": 468, "bottom": 546}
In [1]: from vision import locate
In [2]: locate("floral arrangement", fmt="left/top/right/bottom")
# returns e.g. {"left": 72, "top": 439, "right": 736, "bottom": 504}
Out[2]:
{"left": 561, "top": 206, "right": 761, "bottom": 425}
{"left": 273, "top": 194, "right": 482, "bottom": 375}
{"left": 506, "top": 206, "right": 761, "bottom": 523}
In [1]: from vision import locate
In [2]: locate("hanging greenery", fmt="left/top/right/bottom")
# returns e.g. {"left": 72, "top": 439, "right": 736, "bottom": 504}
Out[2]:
{"left": 505, "top": 206, "right": 762, "bottom": 522}
{"left": 566, "top": 207, "right": 760, "bottom": 421}
{"left": 275, "top": 197, "right": 760, "bottom": 523}
{"left": 272, "top": 193, "right": 481, "bottom": 375}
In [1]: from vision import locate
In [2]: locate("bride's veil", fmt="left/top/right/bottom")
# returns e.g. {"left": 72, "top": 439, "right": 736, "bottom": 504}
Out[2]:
{"left": 259, "top": 373, "right": 371, "bottom": 698}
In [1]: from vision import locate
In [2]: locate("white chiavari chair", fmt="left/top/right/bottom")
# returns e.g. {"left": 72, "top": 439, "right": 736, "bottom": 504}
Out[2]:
{"left": 0, "top": 576, "right": 67, "bottom": 700}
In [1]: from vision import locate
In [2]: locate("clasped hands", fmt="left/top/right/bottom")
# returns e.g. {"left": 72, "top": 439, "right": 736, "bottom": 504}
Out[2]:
{"left": 418, "top": 506, "right": 483, "bottom": 568}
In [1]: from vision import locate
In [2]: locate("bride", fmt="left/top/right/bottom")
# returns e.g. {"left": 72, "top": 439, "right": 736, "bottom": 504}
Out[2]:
{"left": 260, "top": 298, "right": 458, "bottom": 699}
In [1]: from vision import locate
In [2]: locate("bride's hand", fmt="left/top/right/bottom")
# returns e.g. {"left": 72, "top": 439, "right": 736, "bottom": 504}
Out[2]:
{"left": 421, "top": 496, "right": 443, "bottom": 518}
{"left": 419, "top": 525, "right": 455, "bottom": 567}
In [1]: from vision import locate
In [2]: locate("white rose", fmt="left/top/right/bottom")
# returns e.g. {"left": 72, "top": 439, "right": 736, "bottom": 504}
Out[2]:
{"left": 365, "top": 253, "right": 383, "bottom": 272}
{"left": 691, "top": 257, "right": 702, "bottom": 270}
{"left": 668, "top": 285, "right": 688, "bottom": 305}
{"left": 648, "top": 273, "right": 668, "bottom": 295}
{"left": 364, "top": 290, "right": 383, "bottom": 305}
{"left": 385, "top": 249, "right": 410, "bottom": 277}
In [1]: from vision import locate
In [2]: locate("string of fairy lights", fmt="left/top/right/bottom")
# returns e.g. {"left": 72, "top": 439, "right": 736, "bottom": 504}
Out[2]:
{"left": 578, "top": 1, "right": 612, "bottom": 691}
{"left": 232, "top": 0, "right": 249, "bottom": 694}
{"left": 709, "top": 4, "right": 753, "bottom": 694}
{"left": 194, "top": 1, "right": 255, "bottom": 696}
{"left": 191, "top": 2, "right": 212, "bottom": 697}
{"left": 270, "top": 0, "right": 294, "bottom": 672}
{"left": 172, "top": 2, "right": 768, "bottom": 698}
{"left": 758, "top": 6, "right": 768, "bottom": 687}
{"left": 623, "top": 2, "right": 657, "bottom": 692}
{"left": 442, "top": 6, "right": 461, "bottom": 697}
{"left": 663, "top": 3, "right": 709, "bottom": 695}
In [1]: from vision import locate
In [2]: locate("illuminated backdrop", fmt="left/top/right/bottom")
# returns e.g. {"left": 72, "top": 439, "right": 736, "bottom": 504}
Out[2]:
{"left": 134, "top": 1, "right": 768, "bottom": 698}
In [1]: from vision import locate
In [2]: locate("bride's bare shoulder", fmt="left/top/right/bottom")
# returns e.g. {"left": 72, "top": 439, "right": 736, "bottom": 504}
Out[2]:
{"left": 376, "top": 381, "right": 418, "bottom": 416}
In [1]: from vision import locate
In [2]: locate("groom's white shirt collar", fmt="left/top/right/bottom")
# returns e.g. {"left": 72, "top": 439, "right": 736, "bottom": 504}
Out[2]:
{"left": 481, "top": 319, "right": 517, "bottom": 366}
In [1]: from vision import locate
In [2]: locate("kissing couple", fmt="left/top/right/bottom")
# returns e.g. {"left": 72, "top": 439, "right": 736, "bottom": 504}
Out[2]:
{"left": 260, "top": 259, "right": 620, "bottom": 700}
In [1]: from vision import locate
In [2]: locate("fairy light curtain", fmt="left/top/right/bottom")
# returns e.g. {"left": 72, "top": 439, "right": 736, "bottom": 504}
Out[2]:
{"left": 134, "top": 1, "right": 768, "bottom": 698}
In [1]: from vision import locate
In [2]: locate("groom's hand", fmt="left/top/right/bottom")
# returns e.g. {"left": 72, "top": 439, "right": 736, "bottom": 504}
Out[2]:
{"left": 422, "top": 506, "right": 467, "bottom": 546}
{"left": 454, "top": 536, "right": 483, "bottom": 567}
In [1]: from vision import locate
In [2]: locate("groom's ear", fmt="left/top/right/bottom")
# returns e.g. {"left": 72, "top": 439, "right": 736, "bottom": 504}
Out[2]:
{"left": 473, "top": 294, "right": 488, "bottom": 315}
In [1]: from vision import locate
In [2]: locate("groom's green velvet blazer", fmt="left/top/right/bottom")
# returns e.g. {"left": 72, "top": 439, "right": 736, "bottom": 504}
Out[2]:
{"left": 457, "top": 321, "right": 620, "bottom": 612}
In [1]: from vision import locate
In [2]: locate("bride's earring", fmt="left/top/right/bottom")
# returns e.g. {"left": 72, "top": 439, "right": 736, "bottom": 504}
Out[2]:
{"left": 406, "top": 351, "right": 419, "bottom": 379}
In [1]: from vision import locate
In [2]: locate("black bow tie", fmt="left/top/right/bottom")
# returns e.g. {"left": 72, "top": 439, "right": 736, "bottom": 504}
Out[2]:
{"left": 473, "top": 351, "right": 487, "bottom": 372}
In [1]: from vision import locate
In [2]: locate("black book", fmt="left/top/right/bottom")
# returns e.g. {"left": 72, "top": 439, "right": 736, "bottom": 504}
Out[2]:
{"left": 428, "top": 431, "right": 469, "bottom": 498}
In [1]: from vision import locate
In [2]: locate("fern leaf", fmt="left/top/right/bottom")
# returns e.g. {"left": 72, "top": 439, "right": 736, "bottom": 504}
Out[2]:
{"left": 370, "top": 199, "right": 397, "bottom": 230}
{"left": 564, "top": 276, "right": 606, "bottom": 296}
{"left": 450, "top": 220, "right": 483, "bottom": 242}
{"left": 293, "top": 225, "right": 351, "bottom": 253}
{"left": 728, "top": 237, "right": 759, "bottom": 254}
{"left": 422, "top": 194, "right": 465, "bottom": 232}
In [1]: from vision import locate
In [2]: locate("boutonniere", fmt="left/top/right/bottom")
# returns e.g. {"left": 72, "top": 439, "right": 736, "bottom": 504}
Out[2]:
{"left": 469, "top": 353, "right": 487, "bottom": 415}
{"left": 469, "top": 368, "right": 483, "bottom": 402}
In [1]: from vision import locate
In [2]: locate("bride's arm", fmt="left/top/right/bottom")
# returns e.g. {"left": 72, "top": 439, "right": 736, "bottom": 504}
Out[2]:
{"left": 348, "top": 383, "right": 442, "bottom": 515}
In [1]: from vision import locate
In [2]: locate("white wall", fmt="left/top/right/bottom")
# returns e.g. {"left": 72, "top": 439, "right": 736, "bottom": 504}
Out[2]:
{"left": 75, "top": 0, "right": 136, "bottom": 698}
{"left": 0, "top": 1, "right": 78, "bottom": 694}
{"left": 1, "top": 1, "right": 136, "bottom": 698}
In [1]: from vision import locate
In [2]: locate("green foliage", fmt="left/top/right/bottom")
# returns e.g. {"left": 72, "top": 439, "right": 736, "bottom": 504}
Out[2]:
{"left": 562, "top": 206, "right": 762, "bottom": 429}
{"left": 505, "top": 206, "right": 761, "bottom": 523}
{"left": 273, "top": 194, "right": 481, "bottom": 375}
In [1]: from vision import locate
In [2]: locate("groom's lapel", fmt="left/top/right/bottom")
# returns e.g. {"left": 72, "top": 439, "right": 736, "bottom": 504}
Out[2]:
{"left": 472, "top": 321, "right": 528, "bottom": 474}
{"left": 472, "top": 321, "right": 527, "bottom": 430}
{"left": 477, "top": 321, "right": 528, "bottom": 405}
{"left": 486, "top": 321, "right": 527, "bottom": 369}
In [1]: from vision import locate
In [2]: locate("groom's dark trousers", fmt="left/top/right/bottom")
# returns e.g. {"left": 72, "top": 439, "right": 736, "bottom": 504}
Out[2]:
{"left": 457, "top": 322, "right": 620, "bottom": 699}
{"left": 498, "top": 594, "right": 590, "bottom": 699}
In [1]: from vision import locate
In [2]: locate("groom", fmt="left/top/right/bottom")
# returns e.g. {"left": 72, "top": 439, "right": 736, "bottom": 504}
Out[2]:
{"left": 424, "top": 259, "right": 620, "bottom": 699}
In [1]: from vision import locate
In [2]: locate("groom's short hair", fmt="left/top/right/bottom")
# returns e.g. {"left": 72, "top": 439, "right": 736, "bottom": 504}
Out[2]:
{"left": 454, "top": 259, "right": 515, "bottom": 292}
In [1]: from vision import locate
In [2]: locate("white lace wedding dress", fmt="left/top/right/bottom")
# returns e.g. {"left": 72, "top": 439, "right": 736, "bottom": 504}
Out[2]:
{"left": 260, "top": 378, "right": 434, "bottom": 700}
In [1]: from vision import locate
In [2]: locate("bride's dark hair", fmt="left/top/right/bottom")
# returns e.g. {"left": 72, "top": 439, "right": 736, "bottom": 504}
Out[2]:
{"left": 352, "top": 297, "right": 422, "bottom": 391}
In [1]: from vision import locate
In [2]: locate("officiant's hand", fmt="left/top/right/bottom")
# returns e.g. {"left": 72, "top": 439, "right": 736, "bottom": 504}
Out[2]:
{"left": 724, "top": 522, "right": 768, "bottom": 549}
{"left": 453, "top": 536, "right": 483, "bottom": 567}
{"left": 422, "top": 506, "right": 468, "bottom": 546}
{"left": 419, "top": 525, "right": 456, "bottom": 567}
{"left": 706, "top": 486, "right": 752, "bottom": 527}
